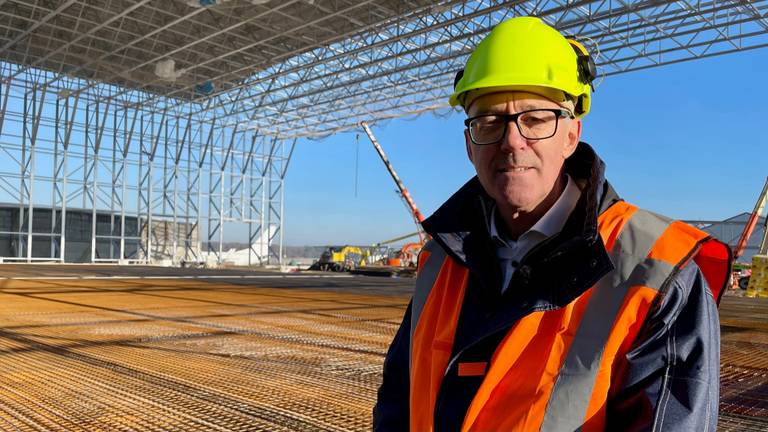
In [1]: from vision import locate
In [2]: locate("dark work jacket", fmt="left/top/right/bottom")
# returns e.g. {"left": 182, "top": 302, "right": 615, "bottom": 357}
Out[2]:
{"left": 373, "top": 142, "right": 720, "bottom": 432}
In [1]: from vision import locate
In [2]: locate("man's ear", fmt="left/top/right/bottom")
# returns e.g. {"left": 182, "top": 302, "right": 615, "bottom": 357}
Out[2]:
{"left": 563, "top": 119, "right": 581, "bottom": 158}
{"left": 464, "top": 128, "right": 474, "bottom": 163}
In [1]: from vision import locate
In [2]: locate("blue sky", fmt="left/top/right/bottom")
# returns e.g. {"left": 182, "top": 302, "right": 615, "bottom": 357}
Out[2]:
{"left": 284, "top": 48, "right": 768, "bottom": 246}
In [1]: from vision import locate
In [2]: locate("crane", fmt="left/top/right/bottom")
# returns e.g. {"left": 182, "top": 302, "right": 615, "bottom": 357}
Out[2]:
{"left": 730, "top": 177, "right": 768, "bottom": 290}
{"left": 373, "top": 231, "right": 421, "bottom": 247}
{"left": 360, "top": 121, "right": 427, "bottom": 244}
{"left": 734, "top": 177, "right": 768, "bottom": 261}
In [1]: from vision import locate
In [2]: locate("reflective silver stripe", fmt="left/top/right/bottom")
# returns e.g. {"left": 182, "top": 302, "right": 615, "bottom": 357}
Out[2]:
{"left": 409, "top": 240, "right": 447, "bottom": 369}
{"left": 613, "top": 209, "right": 672, "bottom": 259}
{"left": 625, "top": 258, "right": 675, "bottom": 292}
{"left": 541, "top": 209, "right": 673, "bottom": 432}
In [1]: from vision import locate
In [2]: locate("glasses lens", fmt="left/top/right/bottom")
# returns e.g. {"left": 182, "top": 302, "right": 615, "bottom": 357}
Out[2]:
{"left": 469, "top": 115, "right": 505, "bottom": 144}
{"left": 518, "top": 110, "right": 558, "bottom": 139}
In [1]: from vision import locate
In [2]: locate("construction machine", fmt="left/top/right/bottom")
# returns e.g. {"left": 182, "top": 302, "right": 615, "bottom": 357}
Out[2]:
{"left": 360, "top": 121, "right": 428, "bottom": 265}
{"left": 386, "top": 242, "right": 423, "bottom": 267}
{"left": 732, "top": 177, "right": 768, "bottom": 289}
{"left": 309, "top": 246, "right": 368, "bottom": 272}
{"left": 369, "top": 231, "right": 422, "bottom": 267}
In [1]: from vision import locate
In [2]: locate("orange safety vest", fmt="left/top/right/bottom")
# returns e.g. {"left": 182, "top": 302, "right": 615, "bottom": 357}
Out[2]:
{"left": 409, "top": 201, "right": 730, "bottom": 432}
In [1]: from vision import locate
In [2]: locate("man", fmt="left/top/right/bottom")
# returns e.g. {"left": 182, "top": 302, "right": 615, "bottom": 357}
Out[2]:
{"left": 373, "top": 16, "right": 731, "bottom": 431}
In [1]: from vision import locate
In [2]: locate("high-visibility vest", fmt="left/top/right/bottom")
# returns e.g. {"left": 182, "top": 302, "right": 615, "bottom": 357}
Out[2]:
{"left": 409, "top": 201, "right": 730, "bottom": 432}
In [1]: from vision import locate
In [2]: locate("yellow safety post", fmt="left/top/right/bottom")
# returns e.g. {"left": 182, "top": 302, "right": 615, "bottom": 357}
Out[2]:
{"left": 747, "top": 255, "right": 768, "bottom": 298}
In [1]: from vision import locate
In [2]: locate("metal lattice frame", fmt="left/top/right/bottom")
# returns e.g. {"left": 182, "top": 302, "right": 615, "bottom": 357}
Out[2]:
{"left": 0, "top": 65, "right": 288, "bottom": 264}
{"left": 1, "top": 0, "right": 767, "bottom": 264}
{"left": 2, "top": 1, "right": 767, "bottom": 135}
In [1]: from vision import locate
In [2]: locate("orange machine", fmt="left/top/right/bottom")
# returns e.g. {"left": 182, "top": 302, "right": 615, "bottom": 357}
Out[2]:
{"left": 387, "top": 242, "right": 423, "bottom": 267}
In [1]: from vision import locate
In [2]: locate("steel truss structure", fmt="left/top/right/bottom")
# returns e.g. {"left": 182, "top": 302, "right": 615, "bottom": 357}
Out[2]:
{"left": 0, "top": 64, "right": 293, "bottom": 264}
{"left": 0, "top": 0, "right": 767, "bottom": 264}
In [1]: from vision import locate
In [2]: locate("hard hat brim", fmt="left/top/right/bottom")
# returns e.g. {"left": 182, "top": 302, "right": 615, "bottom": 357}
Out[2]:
{"left": 459, "top": 85, "right": 573, "bottom": 113}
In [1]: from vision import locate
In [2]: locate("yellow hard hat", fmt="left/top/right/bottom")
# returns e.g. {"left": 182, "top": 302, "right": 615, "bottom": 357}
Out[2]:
{"left": 449, "top": 16, "right": 595, "bottom": 117}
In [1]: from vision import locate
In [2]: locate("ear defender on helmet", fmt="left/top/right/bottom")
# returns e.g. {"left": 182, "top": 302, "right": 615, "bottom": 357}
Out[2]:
{"left": 452, "top": 69, "right": 466, "bottom": 106}
{"left": 567, "top": 39, "right": 597, "bottom": 89}
{"left": 453, "top": 69, "right": 464, "bottom": 90}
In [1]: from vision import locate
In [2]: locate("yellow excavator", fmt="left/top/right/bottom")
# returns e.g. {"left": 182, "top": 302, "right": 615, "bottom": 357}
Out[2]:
{"left": 309, "top": 246, "right": 368, "bottom": 272}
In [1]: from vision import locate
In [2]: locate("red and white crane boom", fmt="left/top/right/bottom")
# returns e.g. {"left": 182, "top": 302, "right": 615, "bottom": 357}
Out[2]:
{"left": 734, "top": 177, "right": 768, "bottom": 261}
{"left": 359, "top": 121, "right": 427, "bottom": 244}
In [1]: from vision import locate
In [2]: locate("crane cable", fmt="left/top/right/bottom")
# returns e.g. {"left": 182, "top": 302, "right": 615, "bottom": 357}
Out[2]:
{"left": 354, "top": 133, "right": 360, "bottom": 198}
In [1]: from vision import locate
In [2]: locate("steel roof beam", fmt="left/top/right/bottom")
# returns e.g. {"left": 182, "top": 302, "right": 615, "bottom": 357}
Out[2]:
{"left": 3, "top": 0, "right": 153, "bottom": 86}
{"left": 0, "top": 0, "right": 79, "bottom": 55}
{"left": 220, "top": 0, "right": 768, "bottom": 136}
{"left": 178, "top": 0, "right": 688, "bottom": 118}
{"left": 108, "top": 0, "right": 374, "bottom": 110}
{"left": 3, "top": 0, "right": 768, "bottom": 140}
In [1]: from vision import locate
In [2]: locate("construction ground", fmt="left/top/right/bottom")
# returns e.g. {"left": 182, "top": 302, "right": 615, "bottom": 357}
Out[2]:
{"left": 0, "top": 266, "right": 763, "bottom": 431}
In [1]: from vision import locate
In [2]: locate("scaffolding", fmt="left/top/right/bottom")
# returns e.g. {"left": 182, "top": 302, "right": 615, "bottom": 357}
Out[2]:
{"left": 1, "top": 0, "right": 767, "bottom": 264}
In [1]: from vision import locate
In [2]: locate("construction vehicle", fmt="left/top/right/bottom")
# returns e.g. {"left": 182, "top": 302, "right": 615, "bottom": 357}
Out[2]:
{"left": 386, "top": 242, "right": 422, "bottom": 267}
{"left": 732, "top": 177, "right": 768, "bottom": 289}
{"left": 360, "top": 121, "right": 428, "bottom": 264}
{"left": 369, "top": 231, "right": 422, "bottom": 267}
{"left": 309, "top": 246, "right": 368, "bottom": 272}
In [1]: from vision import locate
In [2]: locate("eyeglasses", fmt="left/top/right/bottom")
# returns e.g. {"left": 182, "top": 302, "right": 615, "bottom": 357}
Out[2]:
{"left": 464, "top": 109, "right": 574, "bottom": 145}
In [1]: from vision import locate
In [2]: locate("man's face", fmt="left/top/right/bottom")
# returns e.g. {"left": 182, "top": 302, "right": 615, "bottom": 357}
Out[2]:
{"left": 464, "top": 91, "right": 581, "bottom": 213}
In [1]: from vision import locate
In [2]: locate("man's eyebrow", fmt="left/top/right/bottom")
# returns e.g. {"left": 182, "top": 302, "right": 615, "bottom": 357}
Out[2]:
{"left": 517, "top": 103, "right": 552, "bottom": 111}
{"left": 475, "top": 110, "right": 504, "bottom": 116}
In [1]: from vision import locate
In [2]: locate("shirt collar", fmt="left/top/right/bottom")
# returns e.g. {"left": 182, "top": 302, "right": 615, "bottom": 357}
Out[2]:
{"left": 489, "top": 174, "right": 581, "bottom": 244}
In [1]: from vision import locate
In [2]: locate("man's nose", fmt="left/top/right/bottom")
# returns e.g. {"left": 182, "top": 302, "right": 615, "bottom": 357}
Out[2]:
{"left": 498, "top": 121, "right": 528, "bottom": 152}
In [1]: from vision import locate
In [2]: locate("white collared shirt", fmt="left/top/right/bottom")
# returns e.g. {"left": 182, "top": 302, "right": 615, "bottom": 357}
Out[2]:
{"left": 490, "top": 174, "right": 581, "bottom": 293}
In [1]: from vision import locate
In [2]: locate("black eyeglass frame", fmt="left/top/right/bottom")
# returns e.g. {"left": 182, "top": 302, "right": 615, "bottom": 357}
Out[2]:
{"left": 464, "top": 108, "right": 575, "bottom": 145}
